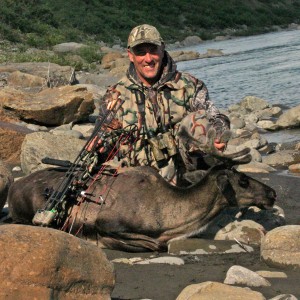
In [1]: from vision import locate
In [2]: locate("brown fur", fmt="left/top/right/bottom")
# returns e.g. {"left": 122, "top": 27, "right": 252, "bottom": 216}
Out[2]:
{"left": 7, "top": 162, "right": 276, "bottom": 252}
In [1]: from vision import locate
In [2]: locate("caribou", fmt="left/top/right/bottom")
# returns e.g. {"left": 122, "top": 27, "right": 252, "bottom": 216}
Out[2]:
{"left": 7, "top": 145, "right": 276, "bottom": 252}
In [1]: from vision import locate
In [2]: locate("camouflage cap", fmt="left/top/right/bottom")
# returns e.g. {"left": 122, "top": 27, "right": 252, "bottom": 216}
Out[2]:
{"left": 127, "top": 24, "right": 164, "bottom": 48}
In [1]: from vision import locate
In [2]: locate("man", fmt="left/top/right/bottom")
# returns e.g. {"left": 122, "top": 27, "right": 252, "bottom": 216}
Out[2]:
{"left": 94, "top": 24, "right": 230, "bottom": 186}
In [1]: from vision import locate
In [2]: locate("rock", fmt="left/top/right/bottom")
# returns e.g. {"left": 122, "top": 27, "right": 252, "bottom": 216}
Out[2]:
{"left": 20, "top": 131, "right": 86, "bottom": 174}
{"left": 262, "top": 150, "right": 300, "bottom": 167}
{"left": 51, "top": 128, "right": 84, "bottom": 139}
{"left": 224, "top": 265, "right": 271, "bottom": 287}
{"left": 256, "top": 270, "right": 287, "bottom": 278}
{"left": 136, "top": 256, "right": 185, "bottom": 265}
{"left": 0, "top": 160, "right": 13, "bottom": 211}
{"left": 236, "top": 161, "right": 276, "bottom": 173}
{"left": 276, "top": 104, "right": 300, "bottom": 129}
{"left": 111, "top": 57, "right": 130, "bottom": 69}
{"left": 180, "top": 35, "right": 202, "bottom": 46}
{"left": 289, "top": 163, "right": 300, "bottom": 173}
{"left": 214, "top": 220, "right": 265, "bottom": 245}
{"left": 0, "top": 224, "right": 115, "bottom": 299}
{"left": 205, "top": 49, "right": 224, "bottom": 57}
{"left": 230, "top": 117, "right": 246, "bottom": 129}
{"left": 7, "top": 70, "right": 45, "bottom": 90}
{"left": 276, "top": 140, "right": 300, "bottom": 151}
{"left": 168, "top": 239, "right": 253, "bottom": 255}
{"left": 0, "top": 62, "right": 75, "bottom": 87}
{"left": 53, "top": 42, "right": 88, "bottom": 53}
{"left": 72, "top": 123, "right": 95, "bottom": 138}
{"left": 25, "top": 123, "right": 48, "bottom": 132}
{"left": 176, "top": 281, "right": 265, "bottom": 300}
{"left": 0, "top": 121, "right": 33, "bottom": 164}
{"left": 257, "top": 120, "right": 279, "bottom": 131}
{"left": 2, "top": 85, "right": 95, "bottom": 126}
{"left": 76, "top": 73, "right": 117, "bottom": 89}
{"left": 109, "top": 65, "right": 128, "bottom": 78}
{"left": 101, "top": 52, "right": 124, "bottom": 69}
{"left": 269, "top": 295, "right": 298, "bottom": 300}
{"left": 261, "top": 225, "right": 300, "bottom": 269}
{"left": 169, "top": 50, "right": 200, "bottom": 62}
{"left": 238, "top": 96, "right": 270, "bottom": 112}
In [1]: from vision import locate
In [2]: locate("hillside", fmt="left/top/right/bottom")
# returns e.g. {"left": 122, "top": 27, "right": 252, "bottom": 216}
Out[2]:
{"left": 1, "top": 0, "right": 300, "bottom": 48}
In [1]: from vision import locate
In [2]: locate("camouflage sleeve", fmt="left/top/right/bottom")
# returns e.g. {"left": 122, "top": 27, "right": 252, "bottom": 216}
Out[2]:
{"left": 189, "top": 78, "right": 230, "bottom": 134}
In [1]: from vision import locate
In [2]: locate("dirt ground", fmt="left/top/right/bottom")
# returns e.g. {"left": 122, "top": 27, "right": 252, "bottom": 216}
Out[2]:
{"left": 103, "top": 172, "right": 300, "bottom": 300}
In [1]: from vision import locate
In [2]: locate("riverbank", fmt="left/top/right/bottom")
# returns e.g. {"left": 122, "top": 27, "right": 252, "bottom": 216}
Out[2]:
{"left": 108, "top": 171, "right": 300, "bottom": 300}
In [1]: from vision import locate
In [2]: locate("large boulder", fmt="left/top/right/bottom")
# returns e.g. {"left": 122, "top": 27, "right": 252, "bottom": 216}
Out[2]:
{"left": 7, "top": 70, "right": 45, "bottom": 90}
{"left": 1, "top": 85, "right": 95, "bottom": 126}
{"left": 0, "top": 121, "right": 32, "bottom": 164}
{"left": 262, "top": 150, "right": 300, "bottom": 167}
{"left": 176, "top": 281, "right": 265, "bottom": 300}
{"left": 0, "top": 62, "right": 75, "bottom": 87}
{"left": 276, "top": 105, "right": 300, "bottom": 129}
{"left": 261, "top": 225, "right": 300, "bottom": 270}
{"left": 0, "top": 224, "right": 115, "bottom": 299}
{"left": 20, "top": 131, "right": 86, "bottom": 174}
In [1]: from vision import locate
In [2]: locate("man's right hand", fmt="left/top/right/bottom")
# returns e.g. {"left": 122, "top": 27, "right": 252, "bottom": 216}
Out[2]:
{"left": 86, "top": 137, "right": 107, "bottom": 153}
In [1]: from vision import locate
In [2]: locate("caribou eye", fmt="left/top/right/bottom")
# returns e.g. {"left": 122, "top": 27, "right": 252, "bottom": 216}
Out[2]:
{"left": 238, "top": 175, "right": 249, "bottom": 188}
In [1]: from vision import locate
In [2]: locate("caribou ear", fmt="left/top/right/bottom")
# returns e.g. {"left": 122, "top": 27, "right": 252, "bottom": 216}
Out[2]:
{"left": 216, "top": 173, "right": 237, "bottom": 206}
{"left": 216, "top": 174, "right": 230, "bottom": 192}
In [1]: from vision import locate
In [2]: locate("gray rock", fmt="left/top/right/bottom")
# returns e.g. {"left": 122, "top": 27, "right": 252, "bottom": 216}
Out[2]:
{"left": 2, "top": 85, "right": 95, "bottom": 126}
{"left": 224, "top": 265, "right": 271, "bottom": 287}
{"left": 262, "top": 150, "right": 300, "bottom": 167}
{"left": 276, "top": 105, "right": 300, "bottom": 129}
{"left": 236, "top": 161, "right": 276, "bottom": 173}
{"left": 168, "top": 239, "right": 253, "bottom": 255}
{"left": 136, "top": 256, "right": 185, "bottom": 265}
{"left": 261, "top": 225, "right": 300, "bottom": 270}
{"left": 230, "top": 117, "right": 246, "bottom": 129}
{"left": 238, "top": 96, "right": 270, "bottom": 111}
{"left": 257, "top": 120, "right": 279, "bottom": 131}
{"left": 256, "top": 271, "right": 287, "bottom": 278}
{"left": 51, "top": 129, "right": 84, "bottom": 139}
{"left": 214, "top": 220, "right": 265, "bottom": 245}
{"left": 176, "top": 281, "right": 266, "bottom": 300}
{"left": 180, "top": 35, "right": 202, "bottom": 46}
{"left": 53, "top": 42, "right": 88, "bottom": 53}
{"left": 269, "top": 294, "right": 298, "bottom": 300}
{"left": 0, "top": 62, "right": 75, "bottom": 86}
{"left": 20, "top": 131, "right": 86, "bottom": 174}
{"left": 25, "top": 123, "right": 48, "bottom": 132}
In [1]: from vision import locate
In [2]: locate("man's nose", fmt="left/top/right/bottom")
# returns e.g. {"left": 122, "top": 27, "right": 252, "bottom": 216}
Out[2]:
{"left": 144, "top": 52, "right": 153, "bottom": 61}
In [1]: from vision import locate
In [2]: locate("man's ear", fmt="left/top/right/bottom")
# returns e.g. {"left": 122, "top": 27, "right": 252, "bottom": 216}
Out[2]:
{"left": 127, "top": 48, "right": 134, "bottom": 62}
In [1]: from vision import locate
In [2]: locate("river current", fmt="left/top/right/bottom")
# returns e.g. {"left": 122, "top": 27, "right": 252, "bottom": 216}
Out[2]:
{"left": 177, "top": 29, "right": 300, "bottom": 110}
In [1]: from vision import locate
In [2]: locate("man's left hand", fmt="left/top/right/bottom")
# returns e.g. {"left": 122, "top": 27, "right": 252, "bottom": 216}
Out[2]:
{"left": 214, "top": 138, "right": 226, "bottom": 152}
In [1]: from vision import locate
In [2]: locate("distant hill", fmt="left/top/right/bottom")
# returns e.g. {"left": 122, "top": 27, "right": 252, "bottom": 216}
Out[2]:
{"left": 0, "top": 0, "right": 299, "bottom": 48}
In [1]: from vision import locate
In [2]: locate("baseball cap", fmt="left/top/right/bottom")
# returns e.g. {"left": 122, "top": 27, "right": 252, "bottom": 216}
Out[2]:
{"left": 127, "top": 24, "right": 164, "bottom": 48}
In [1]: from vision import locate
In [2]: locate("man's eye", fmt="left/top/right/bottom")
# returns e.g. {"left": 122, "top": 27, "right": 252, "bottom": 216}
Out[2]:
{"left": 135, "top": 51, "right": 147, "bottom": 56}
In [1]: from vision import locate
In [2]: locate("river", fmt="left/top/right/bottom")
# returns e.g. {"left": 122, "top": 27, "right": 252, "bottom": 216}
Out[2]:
{"left": 177, "top": 29, "right": 300, "bottom": 110}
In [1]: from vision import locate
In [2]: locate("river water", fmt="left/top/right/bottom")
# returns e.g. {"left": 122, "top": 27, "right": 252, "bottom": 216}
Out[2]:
{"left": 177, "top": 29, "right": 300, "bottom": 144}
{"left": 177, "top": 29, "right": 300, "bottom": 110}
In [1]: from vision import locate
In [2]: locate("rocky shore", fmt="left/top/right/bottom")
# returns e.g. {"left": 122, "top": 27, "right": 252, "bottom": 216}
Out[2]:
{"left": 0, "top": 44, "right": 300, "bottom": 299}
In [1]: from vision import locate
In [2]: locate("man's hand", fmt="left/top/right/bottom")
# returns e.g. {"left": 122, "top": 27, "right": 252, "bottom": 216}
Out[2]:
{"left": 86, "top": 137, "right": 107, "bottom": 153}
{"left": 214, "top": 138, "right": 226, "bottom": 152}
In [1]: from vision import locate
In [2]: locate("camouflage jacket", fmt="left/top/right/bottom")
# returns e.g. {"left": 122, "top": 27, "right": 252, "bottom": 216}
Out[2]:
{"left": 98, "top": 51, "right": 229, "bottom": 170}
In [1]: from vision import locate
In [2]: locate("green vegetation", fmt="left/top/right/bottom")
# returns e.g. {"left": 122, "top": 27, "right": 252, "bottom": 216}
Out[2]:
{"left": 0, "top": 0, "right": 299, "bottom": 69}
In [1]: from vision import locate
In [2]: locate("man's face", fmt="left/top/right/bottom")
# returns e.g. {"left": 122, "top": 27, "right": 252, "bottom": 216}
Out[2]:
{"left": 127, "top": 43, "right": 165, "bottom": 86}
